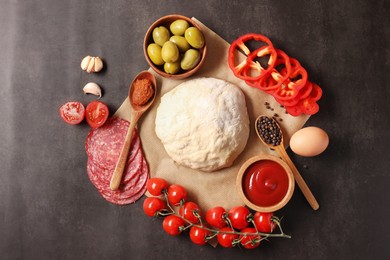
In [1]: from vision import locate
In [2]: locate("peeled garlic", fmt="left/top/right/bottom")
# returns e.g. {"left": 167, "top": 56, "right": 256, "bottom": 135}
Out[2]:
{"left": 81, "top": 55, "right": 104, "bottom": 73}
{"left": 83, "top": 82, "right": 102, "bottom": 99}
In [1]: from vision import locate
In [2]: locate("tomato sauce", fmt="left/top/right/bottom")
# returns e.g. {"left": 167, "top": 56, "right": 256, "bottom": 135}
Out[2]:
{"left": 132, "top": 78, "right": 154, "bottom": 106}
{"left": 242, "top": 160, "right": 289, "bottom": 207}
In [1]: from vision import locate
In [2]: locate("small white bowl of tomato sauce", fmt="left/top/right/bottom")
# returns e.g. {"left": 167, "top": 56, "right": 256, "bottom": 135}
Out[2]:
{"left": 236, "top": 155, "right": 295, "bottom": 213}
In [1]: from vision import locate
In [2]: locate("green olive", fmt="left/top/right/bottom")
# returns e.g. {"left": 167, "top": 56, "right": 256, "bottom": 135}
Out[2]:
{"left": 147, "top": 43, "right": 164, "bottom": 65}
{"left": 152, "top": 26, "right": 170, "bottom": 46}
{"left": 164, "top": 61, "right": 181, "bottom": 74}
{"left": 181, "top": 49, "right": 201, "bottom": 70}
{"left": 184, "top": 27, "right": 205, "bottom": 49}
{"left": 169, "top": 36, "right": 190, "bottom": 53}
{"left": 161, "top": 41, "right": 179, "bottom": 63}
{"left": 170, "top": 19, "right": 190, "bottom": 36}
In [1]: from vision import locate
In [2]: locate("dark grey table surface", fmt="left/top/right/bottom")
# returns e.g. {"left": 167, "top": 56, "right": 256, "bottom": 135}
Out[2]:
{"left": 1, "top": 0, "right": 389, "bottom": 259}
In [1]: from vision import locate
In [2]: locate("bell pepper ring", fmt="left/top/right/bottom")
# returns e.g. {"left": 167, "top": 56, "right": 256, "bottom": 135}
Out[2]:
{"left": 285, "top": 83, "right": 322, "bottom": 116}
{"left": 272, "top": 59, "right": 308, "bottom": 101}
{"left": 246, "top": 49, "right": 292, "bottom": 93}
{"left": 239, "top": 45, "right": 278, "bottom": 82}
{"left": 228, "top": 33, "right": 274, "bottom": 81}
{"left": 275, "top": 81, "right": 313, "bottom": 107}
{"left": 228, "top": 33, "right": 323, "bottom": 117}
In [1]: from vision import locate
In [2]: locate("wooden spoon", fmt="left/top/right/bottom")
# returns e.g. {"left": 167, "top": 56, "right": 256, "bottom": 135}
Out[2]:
{"left": 110, "top": 71, "right": 157, "bottom": 191}
{"left": 255, "top": 115, "right": 319, "bottom": 210}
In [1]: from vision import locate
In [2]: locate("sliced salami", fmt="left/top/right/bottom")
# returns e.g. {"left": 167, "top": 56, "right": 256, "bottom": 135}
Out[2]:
{"left": 87, "top": 147, "right": 143, "bottom": 186}
{"left": 86, "top": 117, "right": 140, "bottom": 170}
{"left": 106, "top": 158, "right": 149, "bottom": 205}
{"left": 89, "top": 158, "right": 149, "bottom": 205}
{"left": 85, "top": 117, "right": 149, "bottom": 205}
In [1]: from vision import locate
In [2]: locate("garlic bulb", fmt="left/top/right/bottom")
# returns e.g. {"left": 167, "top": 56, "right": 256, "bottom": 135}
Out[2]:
{"left": 81, "top": 56, "right": 104, "bottom": 73}
{"left": 83, "top": 82, "right": 102, "bottom": 99}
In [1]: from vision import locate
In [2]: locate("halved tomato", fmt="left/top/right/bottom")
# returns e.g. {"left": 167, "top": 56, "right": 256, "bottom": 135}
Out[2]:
{"left": 85, "top": 100, "right": 109, "bottom": 128}
{"left": 59, "top": 101, "right": 85, "bottom": 125}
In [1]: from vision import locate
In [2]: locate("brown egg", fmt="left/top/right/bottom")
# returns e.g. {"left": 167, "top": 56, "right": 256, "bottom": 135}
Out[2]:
{"left": 290, "top": 127, "right": 329, "bottom": 157}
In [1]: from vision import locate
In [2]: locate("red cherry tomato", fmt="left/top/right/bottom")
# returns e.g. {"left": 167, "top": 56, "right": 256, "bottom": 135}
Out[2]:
{"left": 167, "top": 184, "right": 187, "bottom": 206}
{"left": 146, "top": 178, "right": 169, "bottom": 196}
{"left": 59, "top": 101, "right": 85, "bottom": 125}
{"left": 240, "top": 227, "right": 261, "bottom": 249}
{"left": 228, "top": 206, "right": 250, "bottom": 230}
{"left": 206, "top": 206, "right": 227, "bottom": 228}
{"left": 85, "top": 100, "right": 109, "bottom": 128}
{"left": 179, "top": 202, "right": 201, "bottom": 224}
{"left": 189, "top": 226, "right": 211, "bottom": 246}
{"left": 162, "top": 215, "right": 185, "bottom": 236}
{"left": 253, "top": 212, "right": 276, "bottom": 233}
{"left": 217, "top": 227, "right": 239, "bottom": 248}
{"left": 143, "top": 197, "right": 166, "bottom": 217}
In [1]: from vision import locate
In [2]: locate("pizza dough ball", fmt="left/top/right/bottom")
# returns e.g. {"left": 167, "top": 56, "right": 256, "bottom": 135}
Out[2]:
{"left": 155, "top": 77, "right": 250, "bottom": 172}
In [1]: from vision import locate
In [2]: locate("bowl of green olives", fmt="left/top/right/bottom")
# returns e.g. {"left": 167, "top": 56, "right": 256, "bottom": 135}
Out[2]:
{"left": 144, "top": 14, "right": 207, "bottom": 79}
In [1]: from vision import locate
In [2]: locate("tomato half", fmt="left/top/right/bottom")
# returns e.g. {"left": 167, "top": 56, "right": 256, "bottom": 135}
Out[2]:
{"left": 85, "top": 100, "right": 109, "bottom": 128}
{"left": 59, "top": 101, "right": 85, "bottom": 125}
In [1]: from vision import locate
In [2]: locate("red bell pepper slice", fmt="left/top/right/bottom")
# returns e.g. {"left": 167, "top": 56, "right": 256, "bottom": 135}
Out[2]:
{"left": 239, "top": 45, "right": 278, "bottom": 82}
{"left": 272, "top": 58, "right": 308, "bottom": 101}
{"left": 228, "top": 33, "right": 275, "bottom": 81}
{"left": 285, "top": 83, "right": 322, "bottom": 116}
{"left": 245, "top": 49, "right": 291, "bottom": 93}
{"left": 275, "top": 81, "right": 313, "bottom": 107}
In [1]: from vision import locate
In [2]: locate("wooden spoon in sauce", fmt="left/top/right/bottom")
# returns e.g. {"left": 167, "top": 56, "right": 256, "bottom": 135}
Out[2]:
{"left": 110, "top": 71, "right": 157, "bottom": 191}
{"left": 255, "top": 115, "right": 319, "bottom": 210}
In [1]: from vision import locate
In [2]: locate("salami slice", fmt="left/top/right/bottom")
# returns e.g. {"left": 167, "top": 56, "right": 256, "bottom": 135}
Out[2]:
{"left": 107, "top": 158, "right": 149, "bottom": 205}
{"left": 87, "top": 146, "right": 143, "bottom": 186}
{"left": 89, "top": 158, "right": 149, "bottom": 205}
{"left": 86, "top": 117, "right": 140, "bottom": 170}
{"left": 85, "top": 117, "right": 149, "bottom": 205}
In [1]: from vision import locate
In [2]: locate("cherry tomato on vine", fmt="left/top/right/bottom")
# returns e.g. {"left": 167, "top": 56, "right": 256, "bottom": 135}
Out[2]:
{"left": 253, "top": 212, "right": 276, "bottom": 233}
{"left": 162, "top": 215, "right": 185, "bottom": 236}
{"left": 85, "top": 100, "right": 109, "bottom": 128}
{"left": 217, "top": 227, "right": 239, "bottom": 248}
{"left": 167, "top": 184, "right": 187, "bottom": 206}
{"left": 59, "top": 101, "right": 85, "bottom": 125}
{"left": 146, "top": 178, "right": 169, "bottom": 196}
{"left": 228, "top": 206, "right": 250, "bottom": 230}
{"left": 239, "top": 227, "right": 261, "bottom": 249}
{"left": 206, "top": 206, "right": 227, "bottom": 228}
{"left": 189, "top": 226, "right": 211, "bottom": 246}
{"left": 143, "top": 197, "right": 166, "bottom": 217}
{"left": 179, "top": 202, "right": 201, "bottom": 224}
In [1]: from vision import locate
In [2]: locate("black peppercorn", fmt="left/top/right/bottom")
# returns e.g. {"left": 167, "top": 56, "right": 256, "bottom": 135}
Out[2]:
{"left": 256, "top": 116, "right": 282, "bottom": 146}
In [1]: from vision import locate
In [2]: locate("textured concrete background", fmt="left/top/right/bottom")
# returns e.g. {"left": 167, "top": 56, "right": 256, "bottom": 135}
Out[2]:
{"left": 0, "top": 0, "right": 389, "bottom": 259}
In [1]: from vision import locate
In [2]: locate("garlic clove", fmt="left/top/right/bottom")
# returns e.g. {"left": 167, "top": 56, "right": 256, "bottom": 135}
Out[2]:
{"left": 94, "top": 57, "right": 103, "bottom": 72}
{"left": 83, "top": 82, "right": 102, "bottom": 99}
{"left": 81, "top": 55, "right": 92, "bottom": 70}
{"left": 87, "top": 57, "right": 95, "bottom": 73}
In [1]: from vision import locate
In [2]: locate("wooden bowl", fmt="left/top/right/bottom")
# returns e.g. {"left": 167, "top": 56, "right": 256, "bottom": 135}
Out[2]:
{"left": 143, "top": 14, "right": 207, "bottom": 79}
{"left": 236, "top": 155, "right": 295, "bottom": 212}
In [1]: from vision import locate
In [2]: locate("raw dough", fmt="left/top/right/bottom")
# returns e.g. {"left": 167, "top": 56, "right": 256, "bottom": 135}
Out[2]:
{"left": 155, "top": 77, "right": 250, "bottom": 172}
